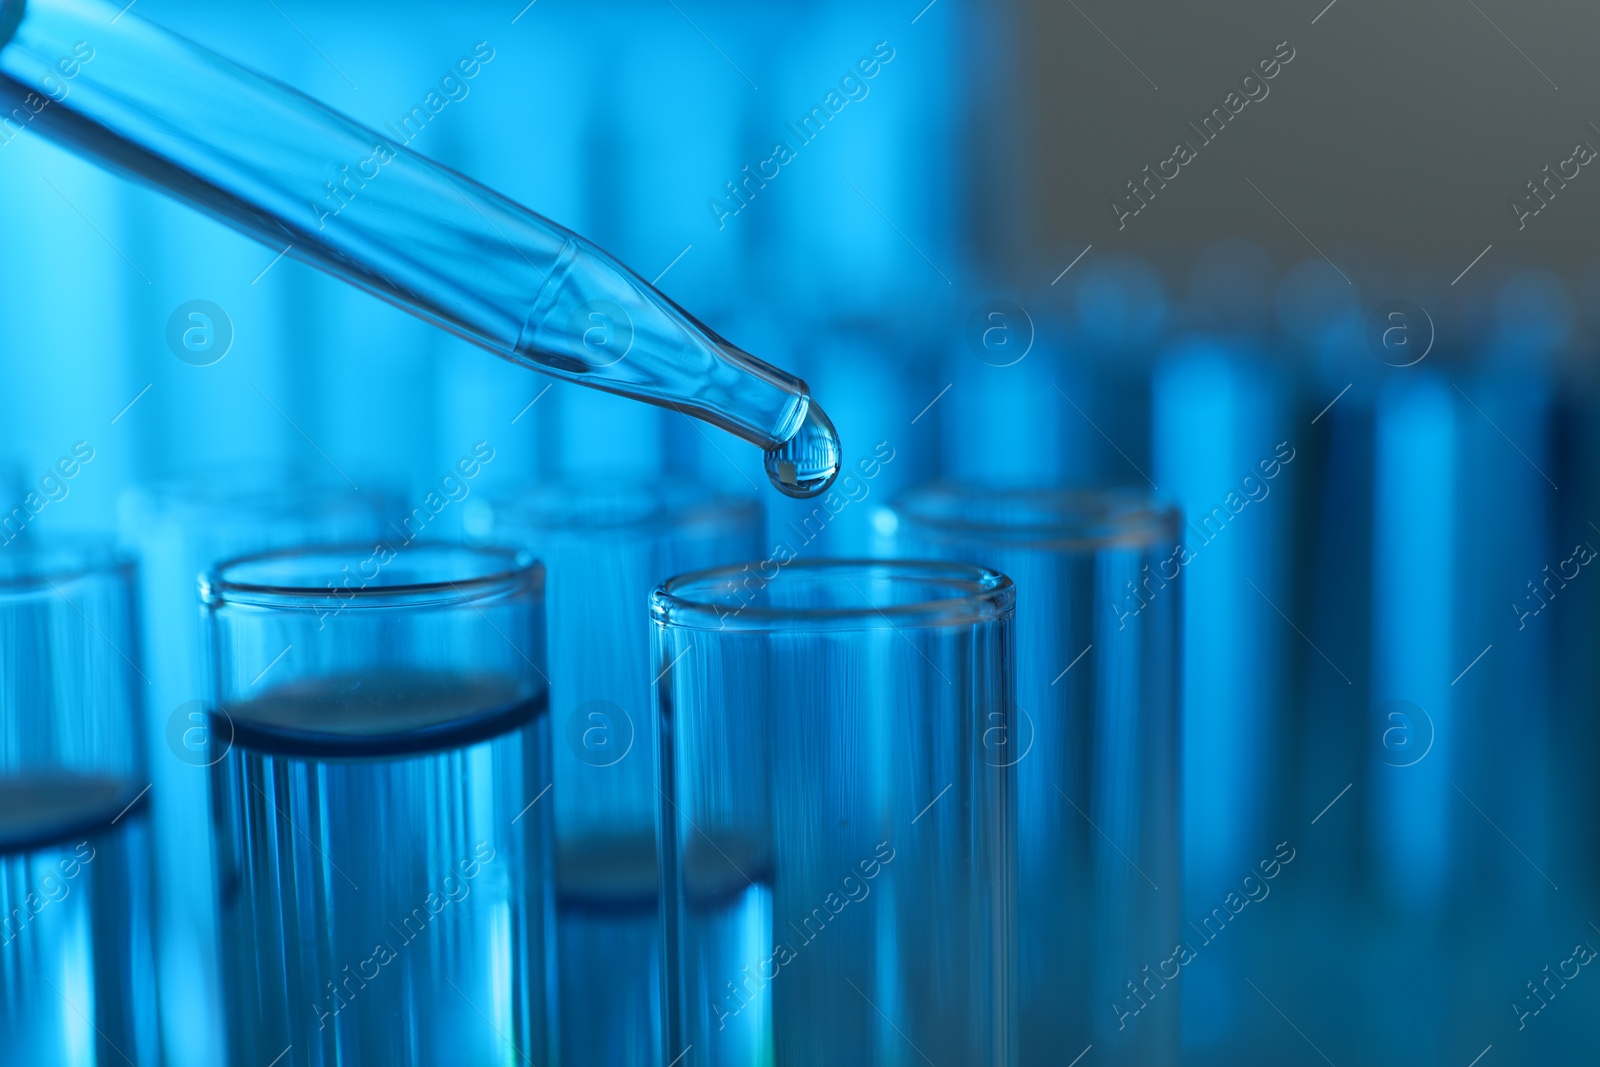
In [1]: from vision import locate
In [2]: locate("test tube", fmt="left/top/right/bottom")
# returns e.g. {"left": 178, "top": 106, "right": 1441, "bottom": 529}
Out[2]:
{"left": 1272, "top": 258, "right": 1370, "bottom": 862}
{"left": 1152, "top": 252, "right": 1293, "bottom": 1048}
{"left": 941, "top": 293, "right": 1069, "bottom": 488}
{"left": 773, "top": 321, "right": 935, "bottom": 557}
{"left": 118, "top": 474, "right": 391, "bottom": 1067}
{"left": 1063, "top": 254, "right": 1167, "bottom": 487}
{"left": 0, "top": 541, "right": 160, "bottom": 1065}
{"left": 202, "top": 544, "right": 552, "bottom": 1064}
{"left": 651, "top": 559, "right": 1018, "bottom": 1066}
{"left": 886, "top": 487, "right": 1181, "bottom": 1065}
{"left": 1453, "top": 271, "right": 1565, "bottom": 915}
{"left": 486, "top": 480, "right": 762, "bottom": 1067}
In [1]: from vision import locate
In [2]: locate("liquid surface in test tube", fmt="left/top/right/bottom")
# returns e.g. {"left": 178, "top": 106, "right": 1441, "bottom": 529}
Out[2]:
{"left": 674, "top": 834, "right": 777, "bottom": 1064}
{"left": 212, "top": 671, "right": 552, "bottom": 1064}
{"left": 225, "top": 671, "right": 541, "bottom": 755}
{"left": 764, "top": 402, "right": 842, "bottom": 498}
{"left": 0, "top": 775, "right": 158, "bottom": 1065}
{"left": 0, "top": 774, "right": 135, "bottom": 848}
{"left": 557, "top": 832, "right": 659, "bottom": 1065}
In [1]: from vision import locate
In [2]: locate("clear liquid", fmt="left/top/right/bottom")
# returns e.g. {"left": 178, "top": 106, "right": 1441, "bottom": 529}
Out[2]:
{"left": 656, "top": 602, "right": 1014, "bottom": 1065}
{"left": 212, "top": 672, "right": 553, "bottom": 1066}
{"left": 556, "top": 832, "right": 660, "bottom": 1066}
{"left": 676, "top": 855, "right": 991, "bottom": 1066}
{"left": 122, "top": 479, "right": 392, "bottom": 1067}
{"left": 491, "top": 483, "right": 763, "bottom": 1067}
{"left": 893, "top": 506, "right": 1181, "bottom": 1065}
{"left": 679, "top": 880, "right": 775, "bottom": 1067}
{"left": 0, "top": 775, "right": 161, "bottom": 1067}
{"left": 764, "top": 401, "right": 842, "bottom": 498}
{"left": 669, "top": 827, "right": 996, "bottom": 1067}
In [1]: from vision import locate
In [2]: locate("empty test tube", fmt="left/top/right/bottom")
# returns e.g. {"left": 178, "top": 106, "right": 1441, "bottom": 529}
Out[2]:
{"left": 651, "top": 559, "right": 1019, "bottom": 1065}
{"left": 488, "top": 480, "right": 762, "bottom": 1067}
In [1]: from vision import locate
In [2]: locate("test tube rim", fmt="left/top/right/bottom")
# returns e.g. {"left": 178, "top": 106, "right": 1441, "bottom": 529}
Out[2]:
{"left": 202, "top": 541, "right": 542, "bottom": 612}
{"left": 649, "top": 557, "right": 1014, "bottom": 633}
{"left": 0, "top": 537, "right": 134, "bottom": 600}
{"left": 887, "top": 483, "right": 1180, "bottom": 552}
{"left": 119, "top": 468, "right": 393, "bottom": 524}
{"left": 488, "top": 478, "right": 762, "bottom": 536}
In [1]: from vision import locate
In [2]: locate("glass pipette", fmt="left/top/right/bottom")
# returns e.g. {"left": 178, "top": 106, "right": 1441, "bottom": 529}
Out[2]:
{"left": 0, "top": 0, "right": 840, "bottom": 496}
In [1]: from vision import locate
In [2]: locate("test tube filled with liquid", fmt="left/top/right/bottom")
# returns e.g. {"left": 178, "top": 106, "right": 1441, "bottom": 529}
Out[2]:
{"left": 0, "top": 542, "right": 161, "bottom": 1065}
{"left": 118, "top": 472, "right": 397, "bottom": 1067}
{"left": 488, "top": 480, "right": 763, "bottom": 1066}
{"left": 202, "top": 545, "right": 553, "bottom": 1064}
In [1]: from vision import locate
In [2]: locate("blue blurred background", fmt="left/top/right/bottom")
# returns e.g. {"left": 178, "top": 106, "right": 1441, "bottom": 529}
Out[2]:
{"left": 5, "top": 0, "right": 1600, "bottom": 1063}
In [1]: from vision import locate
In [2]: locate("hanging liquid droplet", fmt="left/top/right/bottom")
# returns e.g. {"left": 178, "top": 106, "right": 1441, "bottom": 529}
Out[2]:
{"left": 764, "top": 401, "right": 841, "bottom": 498}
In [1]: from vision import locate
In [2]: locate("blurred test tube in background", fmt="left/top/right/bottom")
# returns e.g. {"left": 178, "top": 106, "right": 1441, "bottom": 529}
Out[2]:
{"left": 117, "top": 472, "right": 391, "bottom": 1067}
{"left": 1557, "top": 257, "right": 1600, "bottom": 906}
{"left": 0, "top": 542, "right": 160, "bottom": 1065}
{"left": 485, "top": 480, "right": 762, "bottom": 1067}
{"left": 1451, "top": 272, "right": 1566, "bottom": 918}
{"left": 1272, "top": 259, "right": 1372, "bottom": 876}
{"left": 941, "top": 290, "right": 1070, "bottom": 489}
{"left": 1152, "top": 241, "right": 1294, "bottom": 1051}
{"left": 1362, "top": 358, "right": 1459, "bottom": 1064}
{"left": 1058, "top": 255, "right": 1167, "bottom": 488}
{"left": 888, "top": 486, "right": 1182, "bottom": 1065}
{"left": 772, "top": 319, "right": 935, "bottom": 557}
